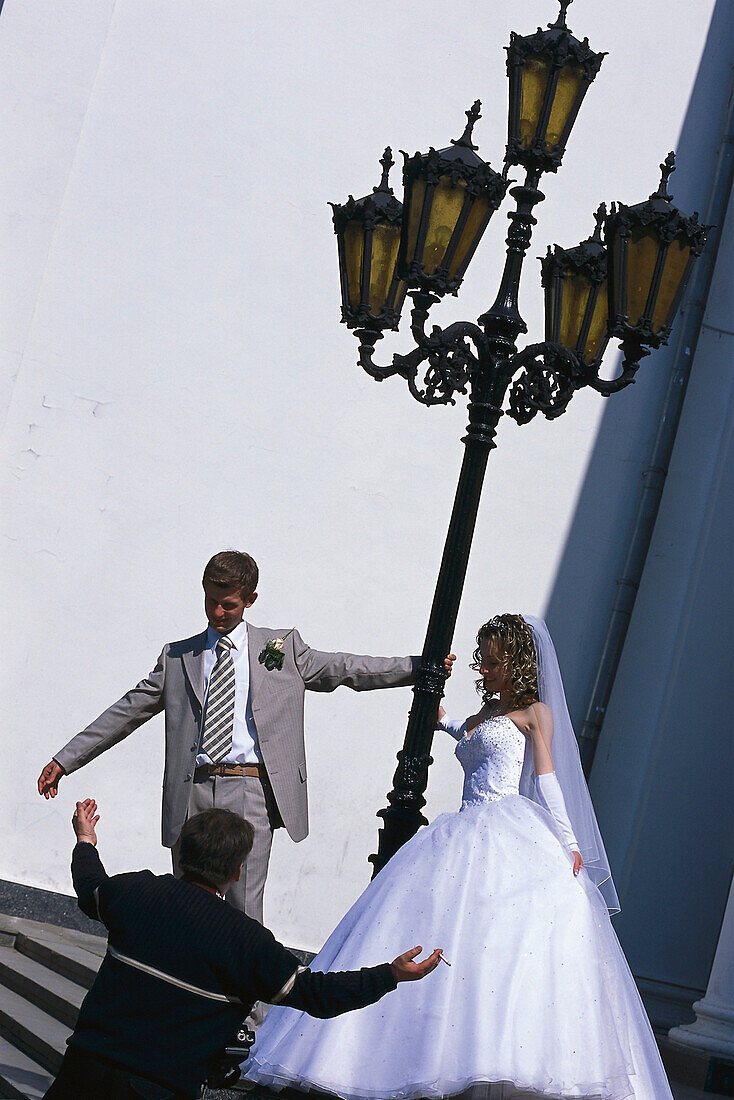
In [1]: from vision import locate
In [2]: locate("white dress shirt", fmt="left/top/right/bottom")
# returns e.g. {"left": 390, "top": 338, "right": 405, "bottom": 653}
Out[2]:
{"left": 196, "top": 620, "right": 261, "bottom": 766}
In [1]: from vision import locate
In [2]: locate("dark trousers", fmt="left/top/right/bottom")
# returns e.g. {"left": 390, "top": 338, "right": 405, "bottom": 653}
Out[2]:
{"left": 44, "top": 1046, "right": 194, "bottom": 1100}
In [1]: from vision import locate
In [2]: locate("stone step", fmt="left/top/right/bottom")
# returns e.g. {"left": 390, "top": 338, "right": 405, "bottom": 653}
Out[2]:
{"left": 0, "top": 914, "right": 108, "bottom": 960}
{"left": 0, "top": 944, "right": 86, "bottom": 1028}
{"left": 0, "top": 1036, "right": 54, "bottom": 1100}
{"left": 13, "top": 931, "right": 102, "bottom": 990}
{"left": 0, "top": 984, "right": 70, "bottom": 1075}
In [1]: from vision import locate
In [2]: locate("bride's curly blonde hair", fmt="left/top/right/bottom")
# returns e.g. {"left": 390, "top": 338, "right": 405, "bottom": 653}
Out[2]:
{"left": 472, "top": 613, "right": 539, "bottom": 710}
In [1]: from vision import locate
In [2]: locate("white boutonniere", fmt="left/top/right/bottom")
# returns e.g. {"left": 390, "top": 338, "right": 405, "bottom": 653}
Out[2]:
{"left": 258, "top": 629, "right": 293, "bottom": 671}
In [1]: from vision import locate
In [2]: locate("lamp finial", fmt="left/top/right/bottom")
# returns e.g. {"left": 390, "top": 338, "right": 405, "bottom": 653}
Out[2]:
{"left": 655, "top": 151, "right": 676, "bottom": 200}
{"left": 375, "top": 147, "right": 395, "bottom": 194}
{"left": 452, "top": 100, "right": 482, "bottom": 150}
{"left": 552, "top": 0, "right": 573, "bottom": 28}
{"left": 592, "top": 202, "right": 606, "bottom": 240}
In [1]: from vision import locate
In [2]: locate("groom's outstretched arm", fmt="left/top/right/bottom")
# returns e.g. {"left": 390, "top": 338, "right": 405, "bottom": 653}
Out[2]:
{"left": 38, "top": 650, "right": 167, "bottom": 797}
{"left": 292, "top": 629, "right": 419, "bottom": 693}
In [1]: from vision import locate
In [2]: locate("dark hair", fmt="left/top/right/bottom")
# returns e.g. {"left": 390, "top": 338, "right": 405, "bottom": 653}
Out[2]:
{"left": 202, "top": 550, "right": 259, "bottom": 600}
{"left": 177, "top": 809, "right": 254, "bottom": 889}
{"left": 472, "top": 613, "right": 539, "bottom": 710}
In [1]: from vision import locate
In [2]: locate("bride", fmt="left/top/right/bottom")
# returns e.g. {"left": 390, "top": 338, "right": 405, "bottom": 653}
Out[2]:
{"left": 244, "top": 614, "right": 674, "bottom": 1100}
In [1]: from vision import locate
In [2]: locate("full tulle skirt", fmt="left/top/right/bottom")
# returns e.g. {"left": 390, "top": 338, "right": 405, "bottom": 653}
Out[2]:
{"left": 245, "top": 795, "right": 672, "bottom": 1100}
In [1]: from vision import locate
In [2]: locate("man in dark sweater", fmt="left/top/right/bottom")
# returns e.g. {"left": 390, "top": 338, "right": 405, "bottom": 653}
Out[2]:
{"left": 45, "top": 800, "right": 441, "bottom": 1100}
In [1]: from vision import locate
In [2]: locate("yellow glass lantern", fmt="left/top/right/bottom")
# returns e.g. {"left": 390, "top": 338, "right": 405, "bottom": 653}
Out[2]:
{"left": 541, "top": 205, "right": 610, "bottom": 370}
{"left": 397, "top": 102, "right": 507, "bottom": 296}
{"left": 606, "top": 153, "right": 707, "bottom": 349}
{"left": 330, "top": 149, "right": 408, "bottom": 332}
{"left": 505, "top": 1, "right": 605, "bottom": 174}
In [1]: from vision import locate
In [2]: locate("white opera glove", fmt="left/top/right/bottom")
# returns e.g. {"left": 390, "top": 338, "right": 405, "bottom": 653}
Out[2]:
{"left": 437, "top": 714, "right": 467, "bottom": 741}
{"left": 535, "top": 772, "right": 579, "bottom": 853}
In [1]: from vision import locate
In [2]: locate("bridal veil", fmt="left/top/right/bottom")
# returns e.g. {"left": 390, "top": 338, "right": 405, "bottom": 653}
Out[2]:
{"left": 522, "top": 615, "right": 620, "bottom": 913}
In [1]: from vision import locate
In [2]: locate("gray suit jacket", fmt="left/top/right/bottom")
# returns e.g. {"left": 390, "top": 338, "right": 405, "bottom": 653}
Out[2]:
{"left": 54, "top": 624, "right": 417, "bottom": 848}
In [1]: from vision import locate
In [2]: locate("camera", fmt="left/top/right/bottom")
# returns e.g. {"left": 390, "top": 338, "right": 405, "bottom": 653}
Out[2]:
{"left": 206, "top": 1023, "right": 256, "bottom": 1089}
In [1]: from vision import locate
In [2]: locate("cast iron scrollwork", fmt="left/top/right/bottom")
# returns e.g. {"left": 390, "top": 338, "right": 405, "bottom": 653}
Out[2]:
{"left": 507, "top": 342, "right": 586, "bottom": 424}
{"left": 507, "top": 336, "right": 653, "bottom": 422}
{"left": 414, "top": 659, "right": 450, "bottom": 696}
{"left": 392, "top": 750, "right": 433, "bottom": 809}
{"left": 356, "top": 295, "right": 487, "bottom": 406}
{"left": 400, "top": 328, "right": 481, "bottom": 406}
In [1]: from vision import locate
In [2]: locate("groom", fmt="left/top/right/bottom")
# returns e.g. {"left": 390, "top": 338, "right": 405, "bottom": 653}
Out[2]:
{"left": 38, "top": 550, "right": 446, "bottom": 921}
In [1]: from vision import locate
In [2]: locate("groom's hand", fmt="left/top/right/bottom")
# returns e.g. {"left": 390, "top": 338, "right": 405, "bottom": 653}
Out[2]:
{"left": 390, "top": 946, "right": 443, "bottom": 982}
{"left": 38, "top": 759, "right": 65, "bottom": 798}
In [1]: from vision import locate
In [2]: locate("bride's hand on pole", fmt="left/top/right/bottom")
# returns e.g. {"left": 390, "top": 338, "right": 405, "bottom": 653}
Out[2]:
{"left": 572, "top": 851, "right": 583, "bottom": 876}
{"left": 443, "top": 654, "right": 456, "bottom": 676}
{"left": 391, "top": 946, "right": 443, "bottom": 982}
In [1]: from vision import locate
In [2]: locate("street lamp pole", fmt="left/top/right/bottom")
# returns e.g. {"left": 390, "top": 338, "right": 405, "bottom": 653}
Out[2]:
{"left": 368, "top": 170, "right": 547, "bottom": 869}
{"left": 329, "top": 1, "right": 707, "bottom": 875}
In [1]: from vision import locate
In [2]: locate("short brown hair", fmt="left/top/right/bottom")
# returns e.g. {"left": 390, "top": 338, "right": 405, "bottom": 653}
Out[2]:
{"left": 177, "top": 809, "right": 254, "bottom": 888}
{"left": 202, "top": 550, "right": 258, "bottom": 600}
{"left": 472, "top": 613, "right": 539, "bottom": 710}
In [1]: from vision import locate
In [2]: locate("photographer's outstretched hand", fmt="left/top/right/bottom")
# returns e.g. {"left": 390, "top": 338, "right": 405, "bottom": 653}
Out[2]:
{"left": 72, "top": 798, "right": 100, "bottom": 846}
{"left": 390, "top": 945, "right": 443, "bottom": 982}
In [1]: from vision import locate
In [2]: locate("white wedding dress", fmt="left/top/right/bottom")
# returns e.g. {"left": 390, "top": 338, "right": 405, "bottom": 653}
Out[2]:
{"left": 245, "top": 713, "right": 673, "bottom": 1100}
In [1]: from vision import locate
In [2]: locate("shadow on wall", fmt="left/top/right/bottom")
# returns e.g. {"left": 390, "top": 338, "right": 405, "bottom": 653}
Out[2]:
{"left": 544, "top": 0, "right": 730, "bottom": 733}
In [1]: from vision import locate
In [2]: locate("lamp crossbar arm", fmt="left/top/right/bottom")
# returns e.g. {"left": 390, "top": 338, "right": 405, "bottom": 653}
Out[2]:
{"left": 356, "top": 294, "right": 488, "bottom": 405}
{"left": 588, "top": 339, "right": 650, "bottom": 395}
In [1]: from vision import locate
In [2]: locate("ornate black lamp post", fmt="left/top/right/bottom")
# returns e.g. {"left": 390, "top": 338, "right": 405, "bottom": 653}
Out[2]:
{"left": 329, "top": 0, "right": 707, "bottom": 874}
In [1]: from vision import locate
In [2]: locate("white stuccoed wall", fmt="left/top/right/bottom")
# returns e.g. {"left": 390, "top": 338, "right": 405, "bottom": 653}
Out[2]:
{"left": 0, "top": 0, "right": 718, "bottom": 951}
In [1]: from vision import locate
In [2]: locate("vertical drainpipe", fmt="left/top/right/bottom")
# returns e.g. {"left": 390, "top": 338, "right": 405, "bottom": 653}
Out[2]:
{"left": 578, "top": 82, "right": 734, "bottom": 777}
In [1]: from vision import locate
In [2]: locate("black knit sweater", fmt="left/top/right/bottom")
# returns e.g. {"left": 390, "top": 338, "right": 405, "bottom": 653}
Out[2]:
{"left": 69, "top": 842, "right": 396, "bottom": 1097}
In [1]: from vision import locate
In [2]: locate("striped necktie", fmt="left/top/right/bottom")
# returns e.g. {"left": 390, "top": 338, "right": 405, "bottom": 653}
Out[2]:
{"left": 201, "top": 635, "right": 236, "bottom": 764}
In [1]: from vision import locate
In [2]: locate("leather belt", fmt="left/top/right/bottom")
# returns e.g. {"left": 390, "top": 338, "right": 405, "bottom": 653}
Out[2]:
{"left": 194, "top": 763, "right": 262, "bottom": 780}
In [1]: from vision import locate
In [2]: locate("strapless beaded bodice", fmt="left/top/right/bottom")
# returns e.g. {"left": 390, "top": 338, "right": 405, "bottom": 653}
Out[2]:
{"left": 455, "top": 715, "right": 526, "bottom": 808}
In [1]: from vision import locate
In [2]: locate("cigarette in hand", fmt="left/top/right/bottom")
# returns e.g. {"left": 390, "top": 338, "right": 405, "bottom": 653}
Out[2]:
{"left": 438, "top": 952, "right": 451, "bottom": 967}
